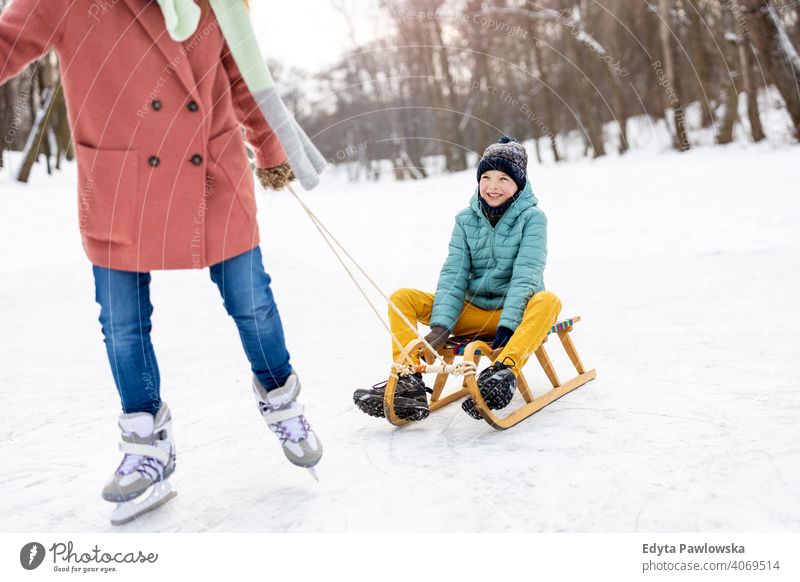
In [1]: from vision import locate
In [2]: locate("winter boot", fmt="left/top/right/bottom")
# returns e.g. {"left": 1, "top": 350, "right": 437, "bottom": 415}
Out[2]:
{"left": 353, "top": 372, "right": 430, "bottom": 421}
{"left": 102, "top": 403, "right": 176, "bottom": 503}
{"left": 253, "top": 372, "right": 323, "bottom": 471}
{"left": 462, "top": 361, "right": 517, "bottom": 420}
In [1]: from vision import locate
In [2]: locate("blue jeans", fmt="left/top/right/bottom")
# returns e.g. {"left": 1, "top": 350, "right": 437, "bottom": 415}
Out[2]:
{"left": 92, "top": 246, "right": 292, "bottom": 414}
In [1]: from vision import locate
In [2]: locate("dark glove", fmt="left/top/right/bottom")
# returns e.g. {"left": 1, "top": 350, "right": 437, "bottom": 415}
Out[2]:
{"left": 256, "top": 160, "right": 296, "bottom": 191}
{"left": 492, "top": 326, "right": 513, "bottom": 350}
{"left": 424, "top": 326, "right": 450, "bottom": 351}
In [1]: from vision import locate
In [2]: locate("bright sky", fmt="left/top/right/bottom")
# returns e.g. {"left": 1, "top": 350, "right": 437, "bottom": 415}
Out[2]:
{"left": 249, "top": 0, "right": 383, "bottom": 73}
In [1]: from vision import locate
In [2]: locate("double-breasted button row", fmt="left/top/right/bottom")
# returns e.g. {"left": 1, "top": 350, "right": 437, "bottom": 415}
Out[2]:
{"left": 148, "top": 155, "right": 204, "bottom": 168}
{"left": 151, "top": 99, "right": 199, "bottom": 113}
{"left": 147, "top": 98, "right": 202, "bottom": 169}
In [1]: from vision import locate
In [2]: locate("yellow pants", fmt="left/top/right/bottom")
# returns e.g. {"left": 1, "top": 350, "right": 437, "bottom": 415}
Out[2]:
{"left": 388, "top": 288, "right": 562, "bottom": 376}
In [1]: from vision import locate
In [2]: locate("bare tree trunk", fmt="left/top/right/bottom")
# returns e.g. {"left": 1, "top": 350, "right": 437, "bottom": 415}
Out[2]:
{"left": 533, "top": 132, "right": 543, "bottom": 163}
{"left": 717, "top": 47, "right": 740, "bottom": 143}
{"left": 732, "top": 0, "right": 766, "bottom": 142}
{"left": 52, "top": 82, "right": 73, "bottom": 167}
{"left": 570, "top": 0, "right": 629, "bottom": 153}
{"left": 608, "top": 71, "right": 630, "bottom": 155}
{"left": 717, "top": 3, "right": 741, "bottom": 144}
{"left": 565, "top": 3, "right": 606, "bottom": 158}
{"left": 428, "top": 2, "right": 467, "bottom": 171}
{"left": 530, "top": 25, "right": 562, "bottom": 162}
{"left": 716, "top": 84, "right": 739, "bottom": 144}
{"left": 474, "top": 49, "right": 493, "bottom": 151}
{"left": 738, "top": 41, "right": 766, "bottom": 141}
{"left": 17, "top": 86, "right": 56, "bottom": 183}
{"left": 658, "top": 0, "right": 691, "bottom": 151}
{"left": 687, "top": 0, "right": 714, "bottom": 127}
{"left": 382, "top": 1, "right": 429, "bottom": 179}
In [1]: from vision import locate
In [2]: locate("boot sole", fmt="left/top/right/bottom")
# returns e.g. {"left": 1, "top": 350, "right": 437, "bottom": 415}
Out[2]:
{"left": 462, "top": 382, "right": 515, "bottom": 420}
{"left": 354, "top": 393, "right": 429, "bottom": 422}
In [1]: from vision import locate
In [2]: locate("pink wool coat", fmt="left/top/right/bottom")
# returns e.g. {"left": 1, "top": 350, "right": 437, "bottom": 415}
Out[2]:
{"left": 0, "top": 0, "right": 287, "bottom": 271}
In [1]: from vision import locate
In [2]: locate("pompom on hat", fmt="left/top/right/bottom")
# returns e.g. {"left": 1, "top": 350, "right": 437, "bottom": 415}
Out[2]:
{"left": 476, "top": 136, "right": 528, "bottom": 193}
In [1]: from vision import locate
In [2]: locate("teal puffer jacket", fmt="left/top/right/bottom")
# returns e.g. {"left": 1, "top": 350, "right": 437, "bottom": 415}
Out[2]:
{"left": 430, "top": 179, "right": 547, "bottom": 332}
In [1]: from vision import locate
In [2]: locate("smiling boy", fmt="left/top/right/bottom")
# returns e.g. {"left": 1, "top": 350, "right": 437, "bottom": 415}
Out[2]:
{"left": 354, "top": 137, "right": 562, "bottom": 421}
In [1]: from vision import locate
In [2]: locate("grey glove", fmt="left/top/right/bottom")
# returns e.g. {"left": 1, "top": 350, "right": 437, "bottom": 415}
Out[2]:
{"left": 252, "top": 87, "right": 327, "bottom": 190}
{"left": 424, "top": 326, "right": 450, "bottom": 351}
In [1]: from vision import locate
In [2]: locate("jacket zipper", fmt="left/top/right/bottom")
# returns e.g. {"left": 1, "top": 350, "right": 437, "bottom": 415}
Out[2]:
{"left": 477, "top": 210, "right": 497, "bottom": 264}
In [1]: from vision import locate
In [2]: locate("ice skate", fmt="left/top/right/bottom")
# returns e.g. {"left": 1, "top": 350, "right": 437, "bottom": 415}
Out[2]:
{"left": 252, "top": 372, "right": 322, "bottom": 479}
{"left": 103, "top": 403, "right": 177, "bottom": 525}
{"left": 462, "top": 361, "right": 517, "bottom": 420}
{"left": 353, "top": 373, "right": 430, "bottom": 421}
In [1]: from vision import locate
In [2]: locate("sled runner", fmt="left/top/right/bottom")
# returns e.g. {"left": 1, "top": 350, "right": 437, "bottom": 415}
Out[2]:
{"left": 383, "top": 316, "right": 596, "bottom": 430}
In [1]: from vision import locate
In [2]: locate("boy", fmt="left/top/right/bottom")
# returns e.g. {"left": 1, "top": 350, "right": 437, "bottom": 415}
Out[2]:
{"left": 354, "top": 137, "right": 561, "bottom": 421}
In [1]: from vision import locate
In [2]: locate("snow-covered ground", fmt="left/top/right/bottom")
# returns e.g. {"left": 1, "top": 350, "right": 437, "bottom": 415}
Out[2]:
{"left": 1, "top": 116, "right": 799, "bottom": 532}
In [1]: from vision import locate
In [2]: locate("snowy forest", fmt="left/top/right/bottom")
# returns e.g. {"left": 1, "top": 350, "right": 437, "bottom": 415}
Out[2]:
{"left": 2, "top": 0, "right": 800, "bottom": 181}
{"left": 303, "top": 0, "right": 800, "bottom": 178}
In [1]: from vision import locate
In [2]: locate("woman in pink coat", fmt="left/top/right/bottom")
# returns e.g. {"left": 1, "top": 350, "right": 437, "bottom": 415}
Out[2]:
{"left": 0, "top": 0, "right": 322, "bottom": 522}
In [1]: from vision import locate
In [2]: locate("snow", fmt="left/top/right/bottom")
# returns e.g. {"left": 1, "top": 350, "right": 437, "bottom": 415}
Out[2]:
{"left": 1, "top": 116, "right": 799, "bottom": 532}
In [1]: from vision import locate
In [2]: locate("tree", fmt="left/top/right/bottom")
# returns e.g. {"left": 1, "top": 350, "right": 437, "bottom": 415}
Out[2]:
{"left": 739, "top": 0, "right": 800, "bottom": 140}
{"left": 658, "top": 0, "right": 691, "bottom": 151}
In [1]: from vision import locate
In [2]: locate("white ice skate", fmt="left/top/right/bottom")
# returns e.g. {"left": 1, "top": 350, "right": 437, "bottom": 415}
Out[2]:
{"left": 103, "top": 403, "right": 177, "bottom": 526}
{"left": 252, "top": 372, "right": 323, "bottom": 480}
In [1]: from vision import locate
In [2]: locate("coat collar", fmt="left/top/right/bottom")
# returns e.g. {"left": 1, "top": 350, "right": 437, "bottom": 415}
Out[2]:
{"left": 121, "top": 0, "right": 200, "bottom": 100}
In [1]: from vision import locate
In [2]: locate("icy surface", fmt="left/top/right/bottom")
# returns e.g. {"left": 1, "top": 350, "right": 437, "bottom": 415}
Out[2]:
{"left": 1, "top": 124, "right": 798, "bottom": 532}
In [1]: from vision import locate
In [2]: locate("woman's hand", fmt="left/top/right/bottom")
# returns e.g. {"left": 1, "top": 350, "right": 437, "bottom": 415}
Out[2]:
{"left": 256, "top": 160, "right": 296, "bottom": 191}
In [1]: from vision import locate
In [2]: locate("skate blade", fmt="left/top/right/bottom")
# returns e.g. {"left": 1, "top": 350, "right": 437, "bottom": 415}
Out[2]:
{"left": 110, "top": 482, "right": 177, "bottom": 526}
{"left": 306, "top": 467, "right": 319, "bottom": 482}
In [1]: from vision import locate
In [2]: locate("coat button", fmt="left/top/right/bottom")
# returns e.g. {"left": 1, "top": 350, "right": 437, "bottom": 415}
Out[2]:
{"left": 190, "top": 154, "right": 203, "bottom": 165}
{"left": 152, "top": 100, "right": 162, "bottom": 111}
{"left": 187, "top": 100, "right": 198, "bottom": 112}
{"left": 148, "top": 155, "right": 160, "bottom": 167}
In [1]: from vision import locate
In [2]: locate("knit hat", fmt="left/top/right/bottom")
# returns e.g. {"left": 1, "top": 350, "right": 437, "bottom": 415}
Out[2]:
{"left": 476, "top": 136, "right": 527, "bottom": 193}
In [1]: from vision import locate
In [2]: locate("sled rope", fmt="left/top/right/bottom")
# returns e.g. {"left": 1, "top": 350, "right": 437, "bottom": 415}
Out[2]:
{"left": 285, "top": 184, "right": 444, "bottom": 365}
{"left": 391, "top": 360, "right": 477, "bottom": 378}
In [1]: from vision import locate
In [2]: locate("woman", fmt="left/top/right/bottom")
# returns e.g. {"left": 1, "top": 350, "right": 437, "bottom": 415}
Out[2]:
{"left": 0, "top": 0, "right": 322, "bottom": 521}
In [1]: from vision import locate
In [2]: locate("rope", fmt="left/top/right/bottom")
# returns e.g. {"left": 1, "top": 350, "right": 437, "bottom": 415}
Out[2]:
{"left": 286, "top": 184, "right": 444, "bottom": 366}
{"left": 391, "top": 360, "right": 478, "bottom": 378}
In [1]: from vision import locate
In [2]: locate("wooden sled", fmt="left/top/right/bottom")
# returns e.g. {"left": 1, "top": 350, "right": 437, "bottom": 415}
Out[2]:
{"left": 383, "top": 316, "right": 597, "bottom": 430}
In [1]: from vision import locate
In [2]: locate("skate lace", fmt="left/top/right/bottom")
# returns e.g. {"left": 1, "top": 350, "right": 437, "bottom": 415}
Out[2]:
{"left": 269, "top": 415, "right": 311, "bottom": 444}
{"left": 116, "top": 453, "right": 164, "bottom": 480}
